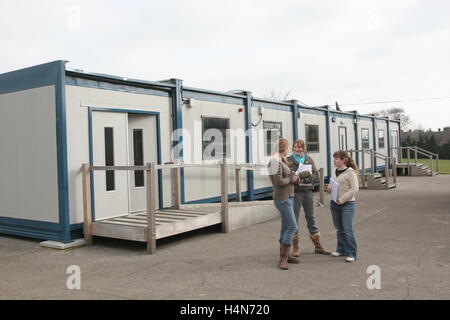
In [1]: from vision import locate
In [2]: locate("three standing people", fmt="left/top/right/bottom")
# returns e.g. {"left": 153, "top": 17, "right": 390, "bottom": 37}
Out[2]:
{"left": 269, "top": 139, "right": 359, "bottom": 269}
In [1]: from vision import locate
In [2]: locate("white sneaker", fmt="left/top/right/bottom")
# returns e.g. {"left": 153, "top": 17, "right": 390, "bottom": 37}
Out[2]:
{"left": 345, "top": 257, "right": 356, "bottom": 262}
{"left": 331, "top": 252, "right": 345, "bottom": 257}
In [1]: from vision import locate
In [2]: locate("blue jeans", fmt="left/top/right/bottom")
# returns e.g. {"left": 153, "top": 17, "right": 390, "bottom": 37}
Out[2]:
{"left": 330, "top": 201, "right": 357, "bottom": 258}
{"left": 274, "top": 198, "right": 299, "bottom": 246}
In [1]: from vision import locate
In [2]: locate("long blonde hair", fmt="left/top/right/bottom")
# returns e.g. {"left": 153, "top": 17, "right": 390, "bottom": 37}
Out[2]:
{"left": 273, "top": 138, "right": 289, "bottom": 163}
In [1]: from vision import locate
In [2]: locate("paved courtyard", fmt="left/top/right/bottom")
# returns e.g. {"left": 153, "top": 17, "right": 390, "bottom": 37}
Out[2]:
{"left": 1, "top": 175, "right": 449, "bottom": 299}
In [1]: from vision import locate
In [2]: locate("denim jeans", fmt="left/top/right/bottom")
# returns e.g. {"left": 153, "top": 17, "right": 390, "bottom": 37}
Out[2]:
{"left": 274, "top": 198, "right": 299, "bottom": 245}
{"left": 293, "top": 190, "right": 319, "bottom": 235}
{"left": 330, "top": 201, "right": 357, "bottom": 258}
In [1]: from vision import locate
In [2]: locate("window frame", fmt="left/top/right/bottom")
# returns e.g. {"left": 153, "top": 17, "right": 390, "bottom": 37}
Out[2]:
{"left": 132, "top": 128, "right": 145, "bottom": 189}
{"left": 104, "top": 127, "right": 116, "bottom": 192}
{"left": 263, "top": 121, "right": 283, "bottom": 156}
{"left": 361, "top": 128, "right": 370, "bottom": 149}
{"left": 305, "top": 124, "right": 320, "bottom": 153}
{"left": 201, "top": 116, "right": 231, "bottom": 160}
{"left": 377, "top": 129, "right": 385, "bottom": 149}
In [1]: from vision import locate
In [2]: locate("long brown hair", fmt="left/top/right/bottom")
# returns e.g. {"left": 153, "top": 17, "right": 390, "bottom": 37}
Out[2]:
{"left": 333, "top": 150, "right": 358, "bottom": 171}
{"left": 292, "top": 139, "right": 306, "bottom": 152}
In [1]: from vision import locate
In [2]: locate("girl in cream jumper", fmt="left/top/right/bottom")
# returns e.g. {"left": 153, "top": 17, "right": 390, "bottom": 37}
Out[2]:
{"left": 327, "top": 150, "right": 359, "bottom": 262}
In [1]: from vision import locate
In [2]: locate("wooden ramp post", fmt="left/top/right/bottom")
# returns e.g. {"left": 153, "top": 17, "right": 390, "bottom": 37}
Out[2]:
{"left": 172, "top": 166, "right": 181, "bottom": 210}
{"left": 393, "top": 157, "right": 397, "bottom": 185}
{"left": 220, "top": 160, "right": 229, "bottom": 233}
{"left": 82, "top": 164, "right": 93, "bottom": 245}
{"left": 146, "top": 163, "right": 157, "bottom": 254}
{"left": 318, "top": 168, "right": 324, "bottom": 207}
{"left": 235, "top": 167, "right": 242, "bottom": 202}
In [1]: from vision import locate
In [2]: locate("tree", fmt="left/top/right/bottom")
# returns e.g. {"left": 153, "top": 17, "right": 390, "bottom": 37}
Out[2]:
{"left": 373, "top": 107, "right": 412, "bottom": 131}
{"left": 263, "top": 87, "right": 294, "bottom": 102}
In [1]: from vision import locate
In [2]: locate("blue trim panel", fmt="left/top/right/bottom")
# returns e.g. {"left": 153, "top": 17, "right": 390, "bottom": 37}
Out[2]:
{"left": 325, "top": 110, "right": 332, "bottom": 178}
{"left": 292, "top": 101, "right": 299, "bottom": 141}
{"left": 244, "top": 92, "right": 254, "bottom": 201}
{"left": 56, "top": 61, "right": 71, "bottom": 243}
{"left": 0, "top": 61, "right": 59, "bottom": 94}
{"left": 372, "top": 117, "right": 377, "bottom": 169}
{"left": 354, "top": 115, "right": 360, "bottom": 165}
{"left": 0, "top": 217, "right": 62, "bottom": 241}
{"left": 172, "top": 80, "right": 186, "bottom": 204}
{"left": 387, "top": 120, "right": 391, "bottom": 159}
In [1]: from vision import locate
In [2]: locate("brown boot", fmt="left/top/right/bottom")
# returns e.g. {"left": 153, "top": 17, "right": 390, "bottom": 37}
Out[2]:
{"left": 310, "top": 233, "right": 331, "bottom": 255}
{"left": 278, "top": 243, "right": 289, "bottom": 270}
{"left": 292, "top": 234, "right": 300, "bottom": 257}
{"left": 280, "top": 241, "right": 300, "bottom": 264}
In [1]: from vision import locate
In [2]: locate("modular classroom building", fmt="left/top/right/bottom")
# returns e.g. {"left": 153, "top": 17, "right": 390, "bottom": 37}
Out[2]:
{"left": 0, "top": 61, "right": 401, "bottom": 243}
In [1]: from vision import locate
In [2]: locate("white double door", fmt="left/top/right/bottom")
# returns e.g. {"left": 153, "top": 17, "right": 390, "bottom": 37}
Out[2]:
{"left": 92, "top": 111, "right": 158, "bottom": 221}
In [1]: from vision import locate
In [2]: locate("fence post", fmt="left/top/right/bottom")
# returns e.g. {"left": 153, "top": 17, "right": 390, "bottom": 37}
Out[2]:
{"left": 235, "top": 167, "right": 242, "bottom": 202}
{"left": 385, "top": 158, "right": 389, "bottom": 190}
{"left": 220, "top": 159, "right": 229, "bottom": 233}
{"left": 81, "top": 164, "right": 93, "bottom": 246}
{"left": 436, "top": 154, "right": 440, "bottom": 173}
{"left": 146, "top": 163, "right": 157, "bottom": 254}
{"left": 318, "top": 168, "right": 324, "bottom": 207}
{"left": 393, "top": 157, "right": 397, "bottom": 185}
{"left": 407, "top": 147, "right": 411, "bottom": 166}
{"left": 371, "top": 149, "right": 375, "bottom": 174}
{"left": 361, "top": 149, "right": 366, "bottom": 189}
{"left": 429, "top": 154, "right": 433, "bottom": 172}
{"left": 414, "top": 146, "right": 418, "bottom": 163}
{"left": 172, "top": 166, "right": 181, "bottom": 210}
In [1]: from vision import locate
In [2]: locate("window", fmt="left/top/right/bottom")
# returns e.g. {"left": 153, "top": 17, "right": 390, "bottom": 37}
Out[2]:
{"left": 133, "top": 129, "right": 144, "bottom": 188}
{"left": 338, "top": 126, "right": 347, "bottom": 150}
{"left": 378, "top": 129, "right": 385, "bottom": 149}
{"left": 361, "top": 128, "right": 370, "bottom": 149}
{"left": 305, "top": 124, "right": 319, "bottom": 152}
{"left": 264, "top": 121, "right": 282, "bottom": 156}
{"left": 202, "top": 117, "right": 230, "bottom": 160}
{"left": 104, "top": 127, "right": 115, "bottom": 191}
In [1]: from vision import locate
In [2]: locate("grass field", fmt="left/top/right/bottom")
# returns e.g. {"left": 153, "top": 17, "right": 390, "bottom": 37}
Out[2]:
{"left": 401, "top": 158, "right": 450, "bottom": 174}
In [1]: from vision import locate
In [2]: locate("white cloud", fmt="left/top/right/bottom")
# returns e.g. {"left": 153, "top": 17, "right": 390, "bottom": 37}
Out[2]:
{"left": 1, "top": 0, "right": 449, "bottom": 129}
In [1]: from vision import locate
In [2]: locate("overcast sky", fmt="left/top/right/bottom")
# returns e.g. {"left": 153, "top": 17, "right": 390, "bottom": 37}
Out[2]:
{"left": 1, "top": 0, "right": 449, "bottom": 130}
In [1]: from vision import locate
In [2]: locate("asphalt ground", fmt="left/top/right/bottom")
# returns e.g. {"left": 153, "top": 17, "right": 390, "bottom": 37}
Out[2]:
{"left": 1, "top": 175, "right": 449, "bottom": 300}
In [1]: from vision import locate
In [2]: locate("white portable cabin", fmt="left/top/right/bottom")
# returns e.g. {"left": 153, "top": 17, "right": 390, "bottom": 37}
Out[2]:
{"left": 0, "top": 61, "right": 401, "bottom": 243}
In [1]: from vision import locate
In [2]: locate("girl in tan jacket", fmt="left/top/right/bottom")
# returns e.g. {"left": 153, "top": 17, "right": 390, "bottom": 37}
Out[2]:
{"left": 327, "top": 150, "right": 359, "bottom": 262}
{"left": 268, "top": 138, "right": 300, "bottom": 270}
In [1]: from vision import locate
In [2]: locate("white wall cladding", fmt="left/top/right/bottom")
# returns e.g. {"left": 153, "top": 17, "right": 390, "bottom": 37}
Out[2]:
{"left": 0, "top": 86, "right": 60, "bottom": 222}
{"left": 182, "top": 99, "right": 248, "bottom": 202}
{"left": 252, "top": 107, "right": 294, "bottom": 191}
{"left": 298, "top": 112, "right": 329, "bottom": 177}
{"left": 65, "top": 85, "right": 173, "bottom": 224}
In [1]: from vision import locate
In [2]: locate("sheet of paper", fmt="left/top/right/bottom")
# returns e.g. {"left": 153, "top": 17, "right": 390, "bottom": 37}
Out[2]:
{"left": 296, "top": 164, "right": 312, "bottom": 176}
{"left": 330, "top": 178, "right": 339, "bottom": 203}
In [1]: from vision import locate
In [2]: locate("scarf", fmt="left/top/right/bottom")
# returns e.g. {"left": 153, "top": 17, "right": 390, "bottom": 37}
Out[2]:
{"left": 293, "top": 153, "right": 306, "bottom": 165}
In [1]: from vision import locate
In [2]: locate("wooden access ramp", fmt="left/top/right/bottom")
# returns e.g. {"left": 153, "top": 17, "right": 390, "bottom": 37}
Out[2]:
{"left": 90, "top": 209, "right": 221, "bottom": 243}
{"left": 81, "top": 161, "right": 275, "bottom": 254}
